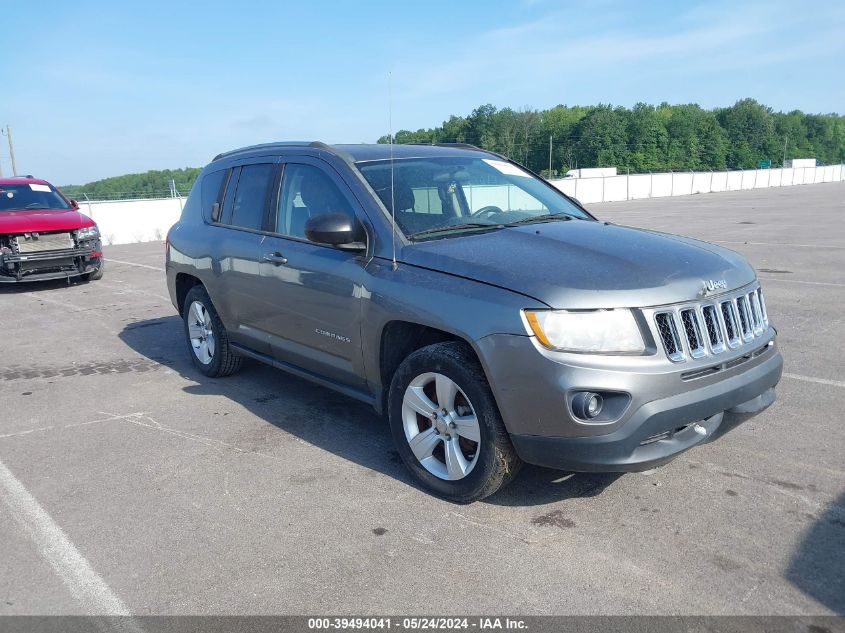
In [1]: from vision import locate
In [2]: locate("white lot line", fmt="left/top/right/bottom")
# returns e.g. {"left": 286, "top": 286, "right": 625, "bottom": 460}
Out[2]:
{"left": 0, "top": 458, "right": 140, "bottom": 620}
{"left": 715, "top": 240, "right": 845, "bottom": 250}
{"left": 21, "top": 292, "right": 119, "bottom": 335}
{"left": 0, "top": 412, "right": 151, "bottom": 440}
{"left": 104, "top": 258, "right": 165, "bottom": 272}
{"left": 783, "top": 373, "right": 845, "bottom": 389}
{"left": 98, "top": 279, "right": 170, "bottom": 303}
{"left": 757, "top": 276, "right": 845, "bottom": 288}
{"left": 23, "top": 292, "right": 88, "bottom": 313}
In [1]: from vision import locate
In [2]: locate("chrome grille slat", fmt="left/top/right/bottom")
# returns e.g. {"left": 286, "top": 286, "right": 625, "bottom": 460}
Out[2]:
{"left": 655, "top": 312, "right": 684, "bottom": 362}
{"left": 720, "top": 300, "right": 741, "bottom": 348}
{"left": 680, "top": 308, "right": 706, "bottom": 358}
{"left": 757, "top": 288, "right": 768, "bottom": 326}
{"left": 749, "top": 292, "right": 764, "bottom": 334}
{"left": 701, "top": 305, "right": 725, "bottom": 354}
{"left": 652, "top": 284, "right": 769, "bottom": 363}
{"left": 735, "top": 295, "right": 754, "bottom": 341}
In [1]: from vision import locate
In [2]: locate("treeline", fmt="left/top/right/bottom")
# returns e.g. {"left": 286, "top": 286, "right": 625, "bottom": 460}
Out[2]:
{"left": 61, "top": 167, "right": 201, "bottom": 200}
{"left": 378, "top": 99, "right": 845, "bottom": 176}
{"left": 59, "top": 99, "right": 843, "bottom": 199}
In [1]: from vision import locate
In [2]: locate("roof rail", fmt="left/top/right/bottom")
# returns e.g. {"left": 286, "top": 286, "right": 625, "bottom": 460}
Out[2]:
{"left": 212, "top": 141, "right": 316, "bottom": 162}
{"left": 8, "top": 174, "right": 36, "bottom": 179}
{"left": 211, "top": 140, "right": 351, "bottom": 163}
{"left": 408, "top": 142, "right": 483, "bottom": 151}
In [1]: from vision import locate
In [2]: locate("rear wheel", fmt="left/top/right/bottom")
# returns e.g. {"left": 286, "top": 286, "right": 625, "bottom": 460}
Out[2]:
{"left": 183, "top": 285, "right": 242, "bottom": 377}
{"left": 388, "top": 341, "right": 521, "bottom": 503}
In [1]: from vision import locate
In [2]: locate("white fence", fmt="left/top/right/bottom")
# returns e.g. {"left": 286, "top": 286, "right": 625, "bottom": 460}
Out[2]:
{"left": 549, "top": 164, "right": 844, "bottom": 204}
{"left": 79, "top": 197, "right": 185, "bottom": 246}
{"left": 81, "top": 164, "right": 844, "bottom": 245}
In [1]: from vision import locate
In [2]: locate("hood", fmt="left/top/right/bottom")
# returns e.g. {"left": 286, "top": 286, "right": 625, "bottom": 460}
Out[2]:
{"left": 0, "top": 208, "right": 95, "bottom": 234}
{"left": 400, "top": 220, "right": 755, "bottom": 309}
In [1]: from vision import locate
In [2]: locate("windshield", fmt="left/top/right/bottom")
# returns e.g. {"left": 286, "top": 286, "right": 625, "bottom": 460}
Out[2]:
{"left": 0, "top": 183, "right": 70, "bottom": 212}
{"left": 355, "top": 156, "right": 591, "bottom": 239}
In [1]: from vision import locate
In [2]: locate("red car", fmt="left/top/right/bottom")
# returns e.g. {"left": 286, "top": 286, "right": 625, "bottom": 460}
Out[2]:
{"left": 0, "top": 176, "right": 103, "bottom": 283}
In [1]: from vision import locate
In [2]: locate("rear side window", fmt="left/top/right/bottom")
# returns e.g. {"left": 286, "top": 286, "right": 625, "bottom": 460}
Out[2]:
{"left": 230, "top": 163, "right": 274, "bottom": 230}
{"left": 201, "top": 169, "right": 227, "bottom": 222}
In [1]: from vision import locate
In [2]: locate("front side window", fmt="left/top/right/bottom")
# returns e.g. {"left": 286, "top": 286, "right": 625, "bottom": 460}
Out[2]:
{"left": 230, "top": 163, "right": 274, "bottom": 230}
{"left": 0, "top": 183, "right": 70, "bottom": 212}
{"left": 355, "top": 157, "right": 591, "bottom": 239}
{"left": 276, "top": 164, "right": 356, "bottom": 239}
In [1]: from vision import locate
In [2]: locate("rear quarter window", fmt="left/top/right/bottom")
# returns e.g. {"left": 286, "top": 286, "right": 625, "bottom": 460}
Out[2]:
{"left": 201, "top": 169, "right": 228, "bottom": 222}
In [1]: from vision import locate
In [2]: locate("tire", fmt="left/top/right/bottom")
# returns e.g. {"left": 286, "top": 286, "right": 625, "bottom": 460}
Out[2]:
{"left": 85, "top": 264, "right": 104, "bottom": 281}
{"left": 183, "top": 285, "right": 243, "bottom": 377}
{"left": 388, "top": 341, "right": 522, "bottom": 503}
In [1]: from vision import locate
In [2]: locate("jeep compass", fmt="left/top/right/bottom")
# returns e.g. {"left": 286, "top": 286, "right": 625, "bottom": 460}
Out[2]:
{"left": 166, "top": 142, "right": 782, "bottom": 502}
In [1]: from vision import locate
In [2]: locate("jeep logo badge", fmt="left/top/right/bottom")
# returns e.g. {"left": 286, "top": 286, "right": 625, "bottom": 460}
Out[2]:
{"left": 701, "top": 278, "right": 728, "bottom": 296}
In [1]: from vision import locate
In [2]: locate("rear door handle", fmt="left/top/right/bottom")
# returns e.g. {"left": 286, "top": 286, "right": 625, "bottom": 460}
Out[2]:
{"left": 262, "top": 252, "right": 288, "bottom": 265}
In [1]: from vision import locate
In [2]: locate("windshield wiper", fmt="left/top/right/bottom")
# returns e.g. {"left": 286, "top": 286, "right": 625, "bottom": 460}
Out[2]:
{"left": 505, "top": 213, "right": 576, "bottom": 226}
{"left": 409, "top": 222, "right": 505, "bottom": 240}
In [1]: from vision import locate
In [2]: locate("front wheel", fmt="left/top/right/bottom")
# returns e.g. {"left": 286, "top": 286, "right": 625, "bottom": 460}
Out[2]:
{"left": 388, "top": 341, "right": 522, "bottom": 503}
{"left": 84, "top": 264, "right": 104, "bottom": 281}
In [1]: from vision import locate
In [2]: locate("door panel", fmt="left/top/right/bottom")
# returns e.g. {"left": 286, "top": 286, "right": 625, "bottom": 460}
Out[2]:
{"left": 257, "top": 158, "right": 368, "bottom": 388}
{"left": 210, "top": 162, "right": 277, "bottom": 354}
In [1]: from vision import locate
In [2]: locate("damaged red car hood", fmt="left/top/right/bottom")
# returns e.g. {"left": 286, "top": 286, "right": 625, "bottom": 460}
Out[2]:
{"left": 0, "top": 208, "right": 95, "bottom": 233}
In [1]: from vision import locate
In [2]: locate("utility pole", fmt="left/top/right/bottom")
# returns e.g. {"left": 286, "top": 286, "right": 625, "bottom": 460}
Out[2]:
{"left": 548, "top": 135, "right": 553, "bottom": 180}
{"left": 3, "top": 126, "right": 17, "bottom": 176}
{"left": 782, "top": 135, "right": 788, "bottom": 167}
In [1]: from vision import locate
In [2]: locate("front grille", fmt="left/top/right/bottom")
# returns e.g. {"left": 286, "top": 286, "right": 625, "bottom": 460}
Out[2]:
{"left": 13, "top": 232, "right": 74, "bottom": 253}
{"left": 652, "top": 284, "right": 770, "bottom": 363}
{"left": 680, "top": 309, "right": 705, "bottom": 358}
{"left": 701, "top": 305, "right": 725, "bottom": 353}
{"left": 655, "top": 312, "right": 683, "bottom": 362}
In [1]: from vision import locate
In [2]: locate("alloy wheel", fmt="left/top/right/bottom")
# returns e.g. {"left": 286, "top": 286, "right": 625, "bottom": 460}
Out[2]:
{"left": 401, "top": 372, "right": 481, "bottom": 480}
{"left": 187, "top": 300, "right": 216, "bottom": 365}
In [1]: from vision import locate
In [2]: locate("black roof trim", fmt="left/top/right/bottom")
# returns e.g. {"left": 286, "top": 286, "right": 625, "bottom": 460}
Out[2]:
{"left": 407, "top": 142, "right": 481, "bottom": 150}
{"left": 211, "top": 141, "right": 505, "bottom": 164}
{"left": 212, "top": 141, "right": 342, "bottom": 162}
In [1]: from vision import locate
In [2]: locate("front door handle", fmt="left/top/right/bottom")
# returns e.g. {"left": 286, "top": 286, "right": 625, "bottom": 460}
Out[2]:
{"left": 262, "top": 252, "right": 288, "bottom": 266}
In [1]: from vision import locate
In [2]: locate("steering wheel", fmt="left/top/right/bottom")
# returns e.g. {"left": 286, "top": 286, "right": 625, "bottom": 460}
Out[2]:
{"left": 470, "top": 205, "right": 504, "bottom": 218}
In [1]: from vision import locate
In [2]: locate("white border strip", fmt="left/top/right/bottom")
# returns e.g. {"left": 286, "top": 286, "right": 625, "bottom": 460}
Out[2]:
{"left": 0, "top": 458, "right": 136, "bottom": 617}
{"left": 105, "top": 258, "right": 165, "bottom": 272}
{"left": 783, "top": 372, "right": 845, "bottom": 388}
{"left": 758, "top": 277, "right": 845, "bottom": 288}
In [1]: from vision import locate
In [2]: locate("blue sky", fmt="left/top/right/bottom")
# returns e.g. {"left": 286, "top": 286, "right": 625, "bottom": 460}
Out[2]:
{"left": 2, "top": 0, "right": 843, "bottom": 184}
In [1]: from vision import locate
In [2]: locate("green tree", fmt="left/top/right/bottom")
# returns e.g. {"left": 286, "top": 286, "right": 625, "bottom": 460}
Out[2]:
{"left": 716, "top": 99, "right": 778, "bottom": 168}
{"left": 572, "top": 105, "right": 629, "bottom": 168}
{"left": 627, "top": 103, "right": 668, "bottom": 172}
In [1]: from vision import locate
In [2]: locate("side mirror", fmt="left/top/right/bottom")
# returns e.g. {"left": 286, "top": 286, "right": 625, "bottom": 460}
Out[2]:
{"left": 70, "top": 199, "right": 80, "bottom": 209}
{"left": 304, "top": 213, "right": 366, "bottom": 252}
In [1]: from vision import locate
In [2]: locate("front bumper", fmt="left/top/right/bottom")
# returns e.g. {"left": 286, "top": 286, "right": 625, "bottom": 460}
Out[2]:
{"left": 476, "top": 330, "right": 782, "bottom": 472}
{"left": 0, "top": 246, "right": 102, "bottom": 283}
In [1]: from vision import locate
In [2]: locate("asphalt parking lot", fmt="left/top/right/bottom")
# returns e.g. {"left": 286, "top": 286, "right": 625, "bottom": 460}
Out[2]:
{"left": 1, "top": 182, "right": 843, "bottom": 616}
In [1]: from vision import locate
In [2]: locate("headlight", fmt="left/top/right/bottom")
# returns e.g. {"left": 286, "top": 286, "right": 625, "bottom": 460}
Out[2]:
{"left": 77, "top": 225, "right": 100, "bottom": 240}
{"left": 523, "top": 308, "right": 645, "bottom": 353}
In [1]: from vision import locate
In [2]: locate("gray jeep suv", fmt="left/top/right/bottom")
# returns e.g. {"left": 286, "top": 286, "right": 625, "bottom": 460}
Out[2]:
{"left": 166, "top": 142, "right": 783, "bottom": 502}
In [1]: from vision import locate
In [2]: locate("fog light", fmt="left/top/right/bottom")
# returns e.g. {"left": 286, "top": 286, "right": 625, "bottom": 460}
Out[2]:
{"left": 573, "top": 391, "right": 603, "bottom": 420}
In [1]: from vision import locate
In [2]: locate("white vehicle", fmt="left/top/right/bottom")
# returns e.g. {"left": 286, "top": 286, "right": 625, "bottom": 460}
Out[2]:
{"left": 564, "top": 167, "right": 617, "bottom": 178}
{"left": 784, "top": 158, "right": 817, "bottom": 168}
